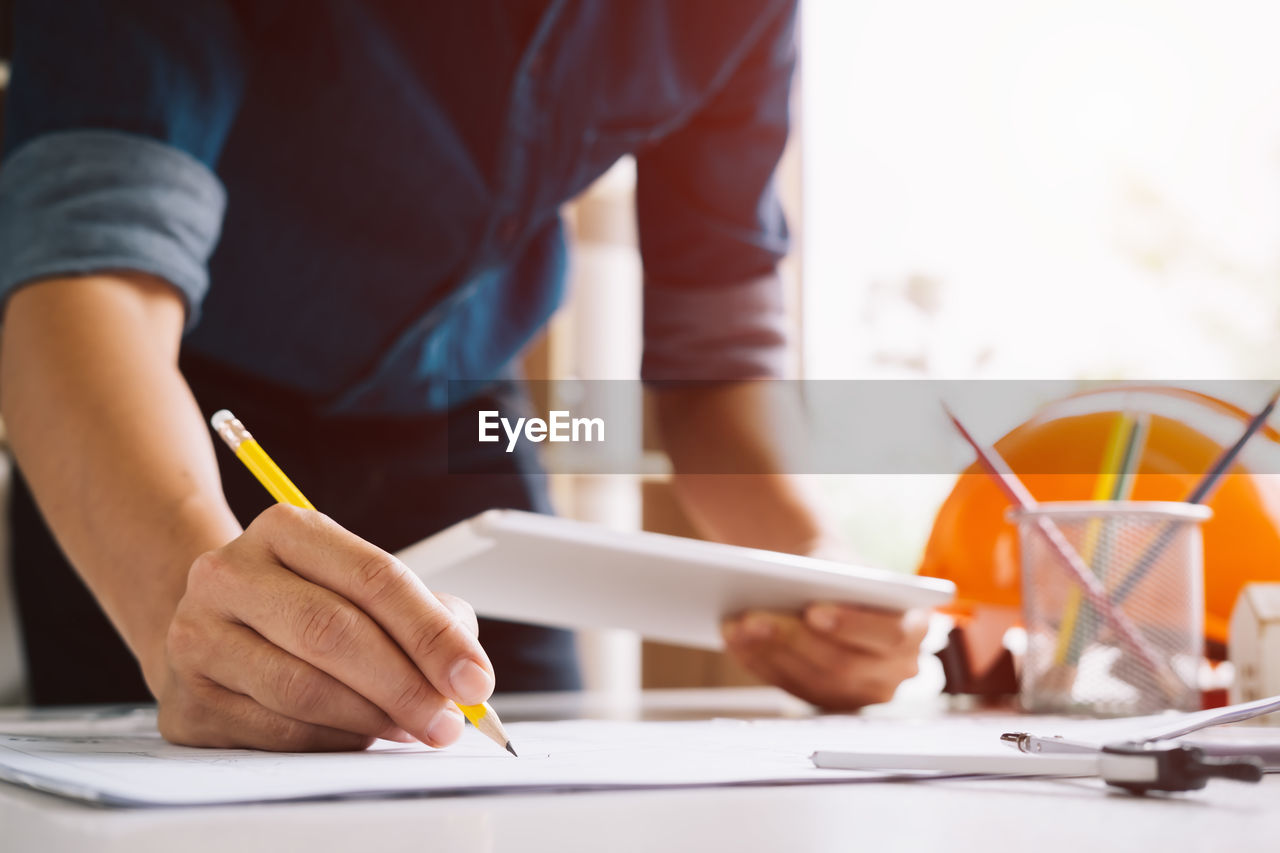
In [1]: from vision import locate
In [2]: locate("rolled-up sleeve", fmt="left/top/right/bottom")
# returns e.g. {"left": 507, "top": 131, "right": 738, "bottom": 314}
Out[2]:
{"left": 0, "top": 132, "right": 226, "bottom": 326}
{"left": 0, "top": 0, "right": 245, "bottom": 328}
{"left": 636, "top": 0, "right": 797, "bottom": 382}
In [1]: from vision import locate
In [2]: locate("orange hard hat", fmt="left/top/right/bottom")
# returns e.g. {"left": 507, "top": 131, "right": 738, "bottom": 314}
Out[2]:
{"left": 919, "top": 386, "right": 1280, "bottom": 647}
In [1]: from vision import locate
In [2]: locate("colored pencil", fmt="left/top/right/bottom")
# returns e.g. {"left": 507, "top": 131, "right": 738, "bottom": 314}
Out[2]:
{"left": 943, "top": 404, "right": 1181, "bottom": 697}
{"left": 1112, "top": 386, "right": 1280, "bottom": 605}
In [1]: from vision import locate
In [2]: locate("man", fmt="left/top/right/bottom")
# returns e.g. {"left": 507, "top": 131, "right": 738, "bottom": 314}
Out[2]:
{"left": 0, "top": 1, "right": 927, "bottom": 751}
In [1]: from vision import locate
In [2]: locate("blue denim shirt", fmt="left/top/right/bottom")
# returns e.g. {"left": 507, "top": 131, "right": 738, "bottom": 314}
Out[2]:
{"left": 0, "top": 0, "right": 795, "bottom": 414}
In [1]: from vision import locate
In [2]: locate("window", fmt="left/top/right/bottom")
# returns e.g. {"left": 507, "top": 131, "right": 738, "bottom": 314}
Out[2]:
{"left": 799, "top": 0, "right": 1280, "bottom": 569}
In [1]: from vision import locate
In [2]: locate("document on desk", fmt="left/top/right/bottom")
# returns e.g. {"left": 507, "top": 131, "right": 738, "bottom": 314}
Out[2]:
{"left": 5, "top": 707, "right": 1269, "bottom": 808}
{"left": 0, "top": 712, "right": 1025, "bottom": 807}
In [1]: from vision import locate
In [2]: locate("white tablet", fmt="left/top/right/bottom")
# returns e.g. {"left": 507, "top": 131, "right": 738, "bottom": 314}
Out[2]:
{"left": 396, "top": 510, "right": 955, "bottom": 650}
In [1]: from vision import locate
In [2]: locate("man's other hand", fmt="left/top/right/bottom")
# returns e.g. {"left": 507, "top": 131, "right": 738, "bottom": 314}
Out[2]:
{"left": 721, "top": 603, "right": 930, "bottom": 709}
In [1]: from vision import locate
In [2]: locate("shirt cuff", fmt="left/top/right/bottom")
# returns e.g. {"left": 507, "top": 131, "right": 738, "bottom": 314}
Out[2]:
{"left": 641, "top": 273, "right": 790, "bottom": 381}
{"left": 0, "top": 130, "right": 226, "bottom": 330}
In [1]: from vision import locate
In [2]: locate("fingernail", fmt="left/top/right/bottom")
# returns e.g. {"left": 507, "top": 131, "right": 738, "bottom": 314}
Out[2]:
{"left": 807, "top": 605, "right": 839, "bottom": 633}
{"left": 449, "top": 659, "right": 495, "bottom": 704}
{"left": 744, "top": 613, "right": 775, "bottom": 641}
{"left": 425, "top": 706, "right": 464, "bottom": 746}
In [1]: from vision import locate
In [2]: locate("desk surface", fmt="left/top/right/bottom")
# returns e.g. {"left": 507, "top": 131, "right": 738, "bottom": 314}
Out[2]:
{"left": 3, "top": 688, "right": 1277, "bottom": 853}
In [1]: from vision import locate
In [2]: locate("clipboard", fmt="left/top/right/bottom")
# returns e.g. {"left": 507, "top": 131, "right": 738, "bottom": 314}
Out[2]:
{"left": 396, "top": 509, "right": 955, "bottom": 650}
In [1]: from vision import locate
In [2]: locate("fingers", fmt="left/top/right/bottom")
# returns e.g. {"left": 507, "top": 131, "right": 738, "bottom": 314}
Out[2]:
{"left": 158, "top": 677, "right": 377, "bottom": 752}
{"left": 723, "top": 612, "right": 859, "bottom": 702}
{"left": 163, "top": 506, "right": 492, "bottom": 752}
{"left": 732, "top": 611, "right": 863, "bottom": 674}
{"left": 722, "top": 608, "right": 926, "bottom": 709}
{"left": 246, "top": 505, "right": 493, "bottom": 705}
{"left": 183, "top": 621, "right": 413, "bottom": 742}
{"left": 803, "top": 603, "right": 931, "bottom": 655}
{"left": 435, "top": 591, "right": 479, "bottom": 638}
{"left": 189, "top": 550, "right": 466, "bottom": 747}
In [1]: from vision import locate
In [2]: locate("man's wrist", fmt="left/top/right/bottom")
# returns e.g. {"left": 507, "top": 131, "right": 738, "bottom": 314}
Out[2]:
{"left": 125, "top": 499, "right": 243, "bottom": 699}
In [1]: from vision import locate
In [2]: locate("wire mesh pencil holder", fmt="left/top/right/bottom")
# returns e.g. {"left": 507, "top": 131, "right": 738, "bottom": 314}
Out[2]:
{"left": 1012, "top": 501, "right": 1209, "bottom": 717}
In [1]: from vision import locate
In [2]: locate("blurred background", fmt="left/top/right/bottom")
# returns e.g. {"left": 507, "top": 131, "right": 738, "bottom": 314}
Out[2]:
{"left": 535, "top": 0, "right": 1280, "bottom": 693}
{"left": 2, "top": 0, "right": 1280, "bottom": 701}
{"left": 802, "top": 0, "right": 1280, "bottom": 590}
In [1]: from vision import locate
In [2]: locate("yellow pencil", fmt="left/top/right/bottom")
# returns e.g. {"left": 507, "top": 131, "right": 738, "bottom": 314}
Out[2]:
{"left": 209, "top": 409, "right": 517, "bottom": 757}
{"left": 1051, "top": 412, "right": 1132, "bottom": 664}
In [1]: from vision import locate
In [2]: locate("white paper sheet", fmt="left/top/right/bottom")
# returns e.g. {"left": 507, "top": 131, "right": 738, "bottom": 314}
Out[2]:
{"left": 0, "top": 711, "right": 1037, "bottom": 807}
{"left": 2, "top": 707, "right": 1259, "bottom": 808}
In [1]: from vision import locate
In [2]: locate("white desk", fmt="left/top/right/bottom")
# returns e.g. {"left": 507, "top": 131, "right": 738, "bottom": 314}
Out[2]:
{"left": 3, "top": 688, "right": 1278, "bottom": 853}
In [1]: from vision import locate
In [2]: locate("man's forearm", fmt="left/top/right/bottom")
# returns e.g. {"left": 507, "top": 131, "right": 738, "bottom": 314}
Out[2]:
{"left": 653, "top": 382, "right": 839, "bottom": 557}
{"left": 0, "top": 274, "right": 242, "bottom": 691}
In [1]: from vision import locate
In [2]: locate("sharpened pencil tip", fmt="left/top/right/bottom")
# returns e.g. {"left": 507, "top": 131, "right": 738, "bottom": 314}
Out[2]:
{"left": 505, "top": 742, "right": 518, "bottom": 758}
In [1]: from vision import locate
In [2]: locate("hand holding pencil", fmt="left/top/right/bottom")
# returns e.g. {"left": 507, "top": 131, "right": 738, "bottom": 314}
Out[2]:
{"left": 154, "top": 410, "right": 511, "bottom": 754}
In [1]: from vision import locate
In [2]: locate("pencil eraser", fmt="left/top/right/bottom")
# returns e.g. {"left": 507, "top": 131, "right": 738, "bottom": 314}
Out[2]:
{"left": 210, "top": 409, "right": 236, "bottom": 431}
